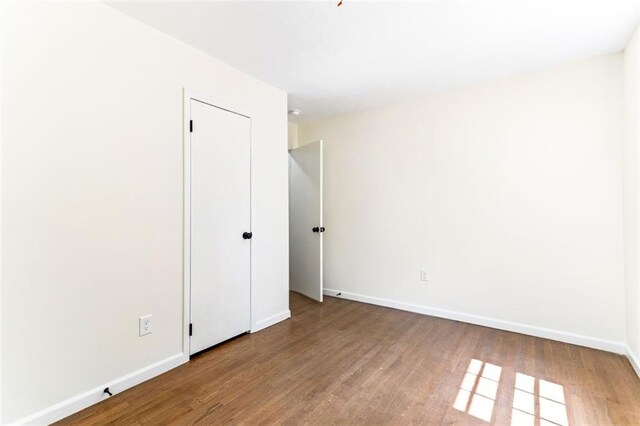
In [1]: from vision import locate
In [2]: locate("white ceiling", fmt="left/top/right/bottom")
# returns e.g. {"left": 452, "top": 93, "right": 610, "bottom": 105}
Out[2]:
{"left": 107, "top": 0, "right": 640, "bottom": 122}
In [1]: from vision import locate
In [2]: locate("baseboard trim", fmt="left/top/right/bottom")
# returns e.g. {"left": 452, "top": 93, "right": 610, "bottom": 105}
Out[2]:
{"left": 252, "top": 309, "right": 291, "bottom": 333}
{"left": 12, "top": 309, "right": 292, "bottom": 424}
{"left": 323, "top": 288, "right": 626, "bottom": 354}
{"left": 11, "top": 352, "right": 188, "bottom": 425}
{"left": 627, "top": 348, "right": 640, "bottom": 379}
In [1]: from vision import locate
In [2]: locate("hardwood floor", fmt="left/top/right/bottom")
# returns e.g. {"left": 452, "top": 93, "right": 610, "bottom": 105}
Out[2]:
{"left": 59, "top": 292, "right": 640, "bottom": 425}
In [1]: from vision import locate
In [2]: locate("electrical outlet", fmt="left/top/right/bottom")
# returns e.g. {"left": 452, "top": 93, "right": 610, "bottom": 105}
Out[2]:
{"left": 420, "top": 268, "right": 429, "bottom": 282}
{"left": 139, "top": 314, "right": 152, "bottom": 336}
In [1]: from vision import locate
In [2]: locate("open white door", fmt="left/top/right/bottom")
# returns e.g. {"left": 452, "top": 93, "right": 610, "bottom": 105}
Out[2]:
{"left": 289, "top": 140, "right": 323, "bottom": 302}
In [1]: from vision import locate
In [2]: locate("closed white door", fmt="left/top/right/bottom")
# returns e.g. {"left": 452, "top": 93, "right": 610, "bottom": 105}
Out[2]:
{"left": 189, "top": 99, "right": 251, "bottom": 355}
{"left": 289, "top": 140, "right": 323, "bottom": 302}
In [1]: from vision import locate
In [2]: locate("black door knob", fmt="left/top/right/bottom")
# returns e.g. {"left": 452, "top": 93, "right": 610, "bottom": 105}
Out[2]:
{"left": 312, "top": 227, "right": 319, "bottom": 233}
{"left": 319, "top": 227, "right": 325, "bottom": 232}
{"left": 243, "top": 232, "right": 253, "bottom": 240}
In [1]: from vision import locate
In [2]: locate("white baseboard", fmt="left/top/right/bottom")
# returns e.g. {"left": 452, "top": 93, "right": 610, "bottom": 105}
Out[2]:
{"left": 11, "top": 352, "right": 188, "bottom": 425}
{"left": 9, "top": 300, "right": 633, "bottom": 425}
{"left": 627, "top": 348, "right": 640, "bottom": 379}
{"left": 11, "top": 310, "right": 291, "bottom": 424}
{"left": 252, "top": 309, "right": 291, "bottom": 333}
{"left": 323, "top": 288, "right": 627, "bottom": 354}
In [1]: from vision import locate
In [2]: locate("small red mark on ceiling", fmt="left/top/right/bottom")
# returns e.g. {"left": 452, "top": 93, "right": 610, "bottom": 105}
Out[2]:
{"left": 337, "top": 0, "right": 343, "bottom": 6}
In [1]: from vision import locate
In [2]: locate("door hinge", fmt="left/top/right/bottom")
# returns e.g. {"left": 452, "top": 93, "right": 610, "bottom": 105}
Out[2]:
{"left": 189, "top": 120, "right": 193, "bottom": 133}
{"left": 189, "top": 323, "right": 193, "bottom": 336}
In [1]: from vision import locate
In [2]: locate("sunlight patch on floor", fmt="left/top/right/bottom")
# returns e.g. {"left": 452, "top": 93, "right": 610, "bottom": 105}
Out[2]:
{"left": 453, "top": 360, "right": 569, "bottom": 425}
{"left": 511, "top": 373, "right": 568, "bottom": 426}
{"left": 453, "top": 359, "right": 502, "bottom": 422}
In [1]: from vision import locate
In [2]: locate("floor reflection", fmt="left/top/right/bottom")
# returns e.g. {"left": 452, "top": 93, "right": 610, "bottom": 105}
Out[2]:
{"left": 453, "top": 359, "right": 502, "bottom": 422}
{"left": 452, "top": 359, "right": 569, "bottom": 425}
{"left": 511, "top": 372, "right": 568, "bottom": 426}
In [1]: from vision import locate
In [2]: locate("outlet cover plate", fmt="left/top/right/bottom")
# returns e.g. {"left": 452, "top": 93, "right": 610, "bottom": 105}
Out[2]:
{"left": 139, "top": 314, "right": 153, "bottom": 336}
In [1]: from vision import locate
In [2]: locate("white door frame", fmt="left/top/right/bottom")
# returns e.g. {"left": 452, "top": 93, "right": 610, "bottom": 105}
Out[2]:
{"left": 182, "top": 88, "right": 255, "bottom": 357}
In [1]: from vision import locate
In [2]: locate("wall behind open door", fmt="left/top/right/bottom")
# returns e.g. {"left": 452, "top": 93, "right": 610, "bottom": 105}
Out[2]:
{"left": 289, "top": 140, "right": 323, "bottom": 301}
{"left": 297, "top": 54, "right": 625, "bottom": 351}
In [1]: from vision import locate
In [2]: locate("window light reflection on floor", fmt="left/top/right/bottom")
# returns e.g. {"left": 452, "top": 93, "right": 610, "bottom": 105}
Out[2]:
{"left": 453, "top": 359, "right": 502, "bottom": 422}
{"left": 511, "top": 372, "right": 568, "bottom": 426}
{"left": 453, "top": 359, "right": 569, "bottom": 425}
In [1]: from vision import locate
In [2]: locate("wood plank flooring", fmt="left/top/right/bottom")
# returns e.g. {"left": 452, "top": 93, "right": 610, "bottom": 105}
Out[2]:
{"left": 59, "top": 292, "right": 640, "bottom": 425}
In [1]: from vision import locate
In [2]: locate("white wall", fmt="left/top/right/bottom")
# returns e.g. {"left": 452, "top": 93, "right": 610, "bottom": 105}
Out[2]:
{"left": 624, "top": 24, "right": 640, "bottom": 368}
{"left": 288, "top": 122, "right": 299, "bottom": 150}
{"left": 299, "top": 54, "right": 626, "bottom": 348}
{"left": 1, "top": 1, "right": 289, "bottom": 423}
